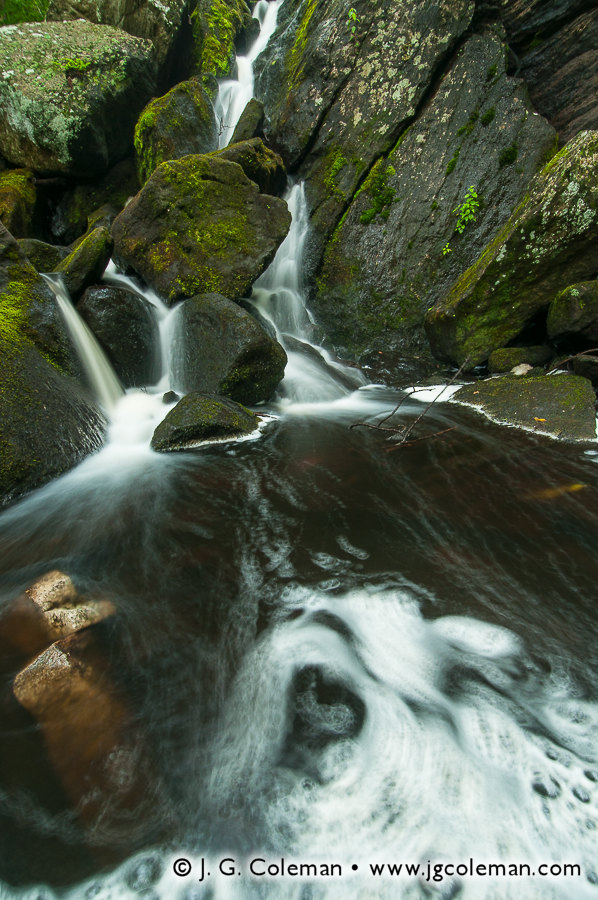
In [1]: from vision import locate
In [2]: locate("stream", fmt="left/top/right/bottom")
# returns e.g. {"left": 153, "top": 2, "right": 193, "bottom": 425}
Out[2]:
{"left": 1, "top": 3, "right": 598, "bottom": 898}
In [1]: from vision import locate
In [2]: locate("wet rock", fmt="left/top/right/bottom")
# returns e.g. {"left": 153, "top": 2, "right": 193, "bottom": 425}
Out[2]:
{"left": 78, "top": 285, "right": 160, "bottom": 388}
{"left": 190, "top": 0, "right": 254, "bottom": 80}
{"left": 230, "top": 98, "right": 265, "bottom": 144}
{"left": 56, "top": 226, "right": 113, "bottom": 299}
{"left": 0, "top": 168, "right": 36, "bottom": 237}
{"left": 18, "top": 238, "right": 69, "bottom": 273}
{"left": 134, "top": 78, "right": 217, "bottom": 185}
{"left": 492, "top": 0, "right": 591, "bottom": 52}
{"left": 314, "top": 32, "right": 555, "bottom": 358}
{"left": 150, "top": 392, "right": 258, "bottom": 452}
{"left": 111, "top": 154, "right": 291, "bottom": 305}
{"left": 213, "top": 137, "right": 286, "bottom": 195}
{"left": 12, "top": 629, "right": 164, "bottom": 845}
{"left": 124, "top": 853, "right": 164, "bottom": 894}
{"left": 425, "top": 131, "right": 598, "bottom": 368}
{"left": 453, "top": 374, "right": 597, "bottom": 442}
{"left": 573, "top": 786, "right": 591, "bottom": 803}
{"left": 0, "top": 21, "right": 156, "bottom": 177}
{"left": 488, "top": 346, "right": 552, "bottom": 374}
{"left": 572, "top": 355, "right": 598, "bottom": 386}
{"left": 0, "top": 223, "right": 105, "bottom": 505}
{"left": 547, "top": 282, "right": 598, "bottom": 342}
{"left": 531, "top": 774, "right": 562, "bottom": 798}
{"left": 162, "top": 390, "right": 179, "bottom": 404}
{"left": 176, "top": 292, "right": 287, "bottom": 404}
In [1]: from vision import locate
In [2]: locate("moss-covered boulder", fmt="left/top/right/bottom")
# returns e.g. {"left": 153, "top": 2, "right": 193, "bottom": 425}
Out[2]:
{"left": 175, "top": 292, "right": 287, "bottom": 405}
{"left": 547, "top": 281, "right": 598, "bottom": 342}
{"left": 488, "top": 345, "right": 552, "bottom": 374}
{"left": 55, "top": 226, "right": 113, "bottom": 298}
{"left": 150, "top": 391, "right": 258, "bottom": 451}
{"left": 134, "top": 78, "right": 217, "bottom": 185}
{"left": 18, "top": 238, "right": 69, "bottom": 273}
{"left": 425, "top": 130, "right": 598, "bottom": 368}
{"left": 313, "top": 32, "right": 556, "bottom": 358}
{"left": 230, "top": 98, "right": 265, "bottom": 144}
{"left": 1, "top": 0, "right": 49, "bottom": 25}
{"left": 111, "top": 154, "right": 291, "bottom": 305}
{"left": 213, "top": 138, "right": 286, "bottom": 195}
{"left": 78, "top": 285, "right": 160, "bottom": 387}
{"left": 453, "top": 374, "right": 597, "bottom": 441}
{"left": 0, "top": 168, "right": 37, "bottom": 237}
{"left": 0, "top": 21, "right": 156, "bottom": 177}
{"left": 190, "top": 0, "right": 254, "bottom": 80}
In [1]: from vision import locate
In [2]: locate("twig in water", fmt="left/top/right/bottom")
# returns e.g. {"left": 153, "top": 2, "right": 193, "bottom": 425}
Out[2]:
{"left": 546, "top": 348, "right": 598, "bottom": 375}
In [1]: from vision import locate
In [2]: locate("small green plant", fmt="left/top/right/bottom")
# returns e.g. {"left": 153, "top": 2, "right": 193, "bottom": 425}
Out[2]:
{"left": 442, "top": 242, "right": 452, "bottom": 256}
{"left": 54, "top": 57, "right": 91, "bottom": 74}
{"left": 347, "top": 7, "right": 358, "bottom": 39}
{"left": 453, "top": 185, "right": 480, "bottom": 234}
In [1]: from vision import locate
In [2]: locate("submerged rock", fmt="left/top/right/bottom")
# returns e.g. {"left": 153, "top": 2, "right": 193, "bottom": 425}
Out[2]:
{"left": 56, "top": 226, "right": 114, "bottom": 298}
{"left": 0, "top": 168, "right": 37, "bottom": 237}
{"left": 0, "top": 21, "right": 156, "bottom": 177}
{"left": 425, "top": 130, "right": 598, "bottom": 368}
{"left": 176, "top": 292, "right": 287, "bottom": 405}
{"left": 150, "top": 392, "right": 258, "bottom": 452}
{"left": 547, "top": 282, "right": 598, "bottom": 342}
{"left": 78, "top": 285, "right": 160, "bottom": 387}
{"left": 213, "top": 137, "right": 287, "bottom": 195}
{"left": 453, "top": 374, "right": 597, "bottom": 441}
{"left": 111, "top": 154, "right": 291, "bottom": 305}
{"left": 134, "top": 78, "right": 218, "bottom": 185}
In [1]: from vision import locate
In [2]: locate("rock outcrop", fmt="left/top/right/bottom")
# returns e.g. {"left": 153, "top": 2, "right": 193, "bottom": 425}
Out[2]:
{"left": 150, "top": 392, "right": 259, "bottom": 451}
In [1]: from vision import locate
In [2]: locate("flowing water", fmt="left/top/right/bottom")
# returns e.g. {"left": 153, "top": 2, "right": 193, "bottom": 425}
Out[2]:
{"left": 1, "top": 6, "right": 598, "bottom": 900}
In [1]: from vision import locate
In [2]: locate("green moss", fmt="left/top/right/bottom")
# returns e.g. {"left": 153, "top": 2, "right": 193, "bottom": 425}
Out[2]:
{"left": 445, "top": 147, "right": 460, "bottom": 176}
{"left": 481, "top": 107, "right": 495, "bottom": 127}
{"left": 358, "top": 160, "right": 396, "bottom": 225}
{"left": 289, "top": 0, "right": 318, "bottom": 86}
{"left": 456, "top": 109, "right": 479, "bottom": 138}
{"left": 191, "top": 0, "right": 248, "bottom": 78}
{"left": 1, "top": 0, "right": 49, "bottom": 24}
{"left": 323, "top": 147, "right": 349, "bottom": 201}
{"left": 499, "top": 143, "right": 518, "bottom": 168}
{"left": 486, "top": 63, "right": 497, "bottom": 81}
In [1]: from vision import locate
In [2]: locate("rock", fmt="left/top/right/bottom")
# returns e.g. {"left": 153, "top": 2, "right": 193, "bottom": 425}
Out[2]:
{"left": 230, "top": 98, "right": 265, "bottom": 144}
{"left": 46, "top": 0, "right": 190, "bottom": 80}
{"left": 190, "top": 0, "right": 254, "bottom": 80}
{"left": 162, "top": 390, "right": 179, "bottom": 404}
{"left": 452, "top": 374, "right": 597, "bottom": 441}
{"left": 0, "top": 223, "right": 105, "bottom": 505}
{"left": 488, "top": 345, "right": 553, "bottom": 373}
{"left": 573, "top": 355, "right": 598, "bottom": 386}
{"left": 492, "top": 0, "right": 590, "bottom": 52}
{"left": 425, "top": 130, "right": 598, "bottom": 368}
{"left": 150, "top": 392, "right": 258, "bottom": 451}
{"left": 55, "top": 226, "right": 113, "bottom": 299}
{"left": 213, "top": 137, "right": 286, "bottom": 195}
{"left": 78, "top": 285, "right": 160, "bottom": 387}
{"left": 1, "top": 0, "right": 50, "bottom": 25}
{"left": 0, "top": 21, "right": 157, "bottom": 177}
{"left": 12, "top": 628, "right": 163, "bottom": 844}
{"left": 50, "top": 158, "right": 138, "bottom": 244}
{"left": 519, "top": 9, "right": 598, "bottom": 146}
{"left": 175, "top": 292, "right": 287, "bottom": 404}
{"left": 0, "top": 168, "right": 36, "bottom": 237}
{"left": 547, "top": 282, "right": 598, "bottom": 342}
{"left": 134, "top": 78, "right": 218, "bottom": 185}
{"left": 314, "top": 32, "right": 556, "bottom": 358}
{"left": 18, "top": 238, "right": 69, "bottom": 272}
{"left": 111, "top": 154, "right": 291, "bottom": 305}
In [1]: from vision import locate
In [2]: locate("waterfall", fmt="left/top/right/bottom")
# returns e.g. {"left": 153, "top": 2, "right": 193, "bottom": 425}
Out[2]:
{"left": 214, "top": 0, "right": 283, "bottom": 147}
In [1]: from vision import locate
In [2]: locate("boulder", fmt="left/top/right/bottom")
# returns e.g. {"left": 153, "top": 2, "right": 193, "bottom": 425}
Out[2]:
{"left": 0, "top": 21, "right": 157, "bottom": 177}
{"left": 190, "top": 0, "right": 254, "bottom": 80}
{"left": 488, "top": 345, "right": 552, "bottom": 374}
{"left": 50, "top": 158, "right": 138, "bottom": 244}
{"left": 1, "top": 0, "right": 50, "bottom": 25}
{"left": 547, "top": 282, "right": 598, "bottom": 342}
{"left": 213, "top": 137, "right": 286, "bottom": 195}
{"left": 313, "top": 32, "right": 556, "bottom": 358}
{"left": 452, "top": 374, "right": 597, "bottom": 441}
{"left": 491, "top": 0, "right": 590, "bottom": 52}
{"left": 0, "top": 223, "right": 105, "bottom": 505}
{"left": 56, "top": 226, "right": 114, "bottom": 298}
{"left": 230, "top": 97, "right": 265, "bottom": 144}
{"left": 111, "top": 154, "right": 291, "bottom": 305}
{"left": 425, "top": 130, "right": 598, "bottom": 368}
{"left": 18, "top": 238, "right": 69, "bottom": 273}
{"left": 134, "top": 78, "right": 218, "bottom": 185}
{"left": 175, "top": 292, "right": 287, "bottom": 404}
{"left": 78, "top": 284, "right": 160, "bottom": 387}
{"left": 150, "top": 391, "right": 258, "bottom": 451}
{"left": 0, "top": 168, "right": 36, "bottom": 237}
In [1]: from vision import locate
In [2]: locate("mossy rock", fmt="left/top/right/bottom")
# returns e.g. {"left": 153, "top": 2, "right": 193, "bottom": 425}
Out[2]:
{"left": 1, "top": 0, "right": 49, "bottom": 25}
{"left": 175, "top": 292, "right": 287, "bottom": 405}
{"left": 212, "top": 138, "right": 286, "bottom": 195}
{"left": 453, "top": 374, "right": 597, "bottom": 441}
{"left": 111, "top": 153, "right": 291, "bottom": 305}
{"left": 488, "top": 345, "right": 553, "bottom": 373}
{"left": 150, "top": 391, "right": 258, "bottom": 452}
{"left": 134, "top": 78, "right": 217, "bottom": 186}
{"left": 547, "top": 281, "right": 598, "bottom": 342}
{"left": 190, "top": 0, "right": 254, "bottom": 79}
{"left": 0, "top": 21, "right": 157, "bottom": 177}
{"left": 230, "top": 98, "right": 265, "bottom": 144}
{"left": 18, "top": 238, "right": 69, "bottom": 273}
{"left": 0, "top": 168, "right": 37, "bottom": 237}
{"left": 56, "top": 226, "right": 113, "bottom": 298}
{"left": 425, "top": 130, "right": 598, "bottom": 368}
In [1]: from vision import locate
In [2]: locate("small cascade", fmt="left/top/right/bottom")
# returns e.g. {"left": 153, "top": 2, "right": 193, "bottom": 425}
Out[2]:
{"left": 44, "top": 273, "right": 124, "bottom": 413}
{"left": 214, "top": 0, "right": 283, "bottom": 147}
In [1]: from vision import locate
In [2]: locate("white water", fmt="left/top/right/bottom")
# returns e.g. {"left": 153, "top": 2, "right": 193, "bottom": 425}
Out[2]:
{"left": 214, "top": 0, "right": 283, "bottom": 148}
